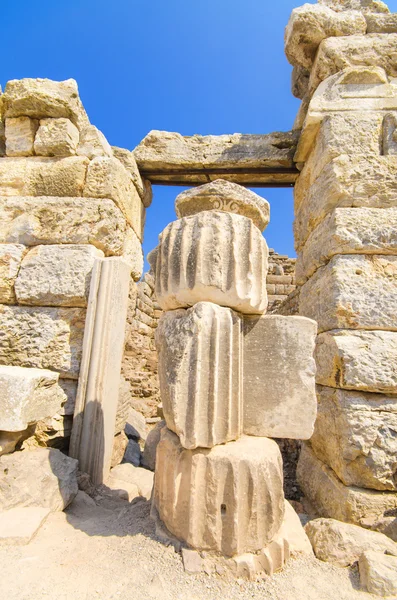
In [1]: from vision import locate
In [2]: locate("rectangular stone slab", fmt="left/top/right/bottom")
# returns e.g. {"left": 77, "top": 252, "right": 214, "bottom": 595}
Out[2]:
{"left": 242, "top": 315, "right": 317, "bottom": 440}
{"left": 0, "top": 507, "right": 51, "bottom": 545}
{"left": 315, "top": 330, "right": 397, "bottom": 394}
{"left": 311, "top": 385, "right": 397, "bottom": 492}
{"left": 299, "top": 254, "right": 397, "bottom": 333}
{"left": 134, "top": 130, "right": 299, "bottom": 187}
{"left": 297, "top": 443, "right": 397, "bottom": 527}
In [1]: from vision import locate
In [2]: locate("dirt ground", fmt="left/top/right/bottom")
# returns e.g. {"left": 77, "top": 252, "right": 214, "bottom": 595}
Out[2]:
{"left": 0, "top": 492, "right": 379, "bottom": 600}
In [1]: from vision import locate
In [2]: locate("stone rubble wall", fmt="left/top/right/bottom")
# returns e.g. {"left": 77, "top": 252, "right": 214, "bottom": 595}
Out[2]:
{"left": 0, "top": 78, "right": 149, "bottom": 467}
{"left": 285, "top": 0, "right": 397, "bottom": 531}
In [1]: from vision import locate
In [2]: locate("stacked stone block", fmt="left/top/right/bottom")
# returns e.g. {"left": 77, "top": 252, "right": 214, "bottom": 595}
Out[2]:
{"left": 0, "top": 78, "right": 150, "bottom": 483}
{"left": 150, "top": 179, "right": 317, "bottom": 576}
{"left": 285, "top": 0, "right": 397, "bottom": 530}
{"left": 267, "top": 249, "right": 297, "bottom": 313}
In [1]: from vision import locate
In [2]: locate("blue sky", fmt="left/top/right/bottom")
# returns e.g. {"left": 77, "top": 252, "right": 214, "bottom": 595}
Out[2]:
{"left": 3, "top": 0, "right": 397, "bottom": 267}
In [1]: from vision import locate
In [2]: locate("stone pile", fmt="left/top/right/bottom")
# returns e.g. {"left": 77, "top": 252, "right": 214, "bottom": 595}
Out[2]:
{"left": 285, "top": 0, "right": 397, "bottom": 535}
{"left": 149, "top": 179, "right": 316, "bottom": 578}
{"left": 0, "top": 78, "right": 151, "bottom": 494}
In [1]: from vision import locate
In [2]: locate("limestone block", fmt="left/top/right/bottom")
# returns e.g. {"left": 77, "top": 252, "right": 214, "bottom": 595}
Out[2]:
{"left": 0, "top": 156, "right": 88, "bottom": 197}
{"left": 2, "top": 78, "right": 89, "bottom": 129}
{"left": 142, "top": 420, "right": 166, "bottom": 471}
{"left": 111, "top": 431, "right": 129, "bottom": 468}
{"left": 175, "top": 179, "right": 270, "bottom": 232}
{"left": 291, "top": 66, "right": 310, "bottom": 99}
{"left": 299, "top": 255, "right": 397, "bottom": 333}
{"left": 152, "top": 211, "right": 268, "bottom": 314}
{"left": 123, "top": 227, "right": 143, "bottom": 281}
{"left": 366, "top": 12, "right": 397, "bottom": 32}
{"left": 280, "top": 500, "right": 313, "bottom": 557}
{"left": 0, "top": 196, "right": 129, "bottom": 257}
{"left": 296, "top": 208, "right": 397, "bottom": 285}
{"left": 0, "top": 507, "right": 51, "bottom": 546}
{"left": 297, "top": 444, "right": 397, "bottom": 527}
{"left": 109, "top": 463, "right": 154, "bottom": 500}
{"left": 311, "top": 386, "right": 397, "bottom": 491}
{"left": 34, "top": 118, "right": 79, "bottom": 157}
{"left": 5, "top": 117, "right": 38, "bottom": 157}
{"left": 156, "top": 303, "right": 242, "bottom": 449}
{"left": 0, "top": 447, "right": 78, "bottom": 511}
{"left": 309, "top": 34, "right": 397, "bottom": 95}
{"left": 69, "top": 258, "right": 131, "bottom": 485}
{"left": 0, "top": 365, "right": 65, "bottom": 432}
{"left": 0, "top": 305, "right": 85, "bottom": 378}
{"left": 77, "top": 125, "right": 112, "bottom": 159}
{"left": 305, "top": 518, "right": 397, "bottom": 567}
{"left": 295, "top": 156, "right": 397, "bottom": 251}
{"left": 359, "top": 551, "right": 397, "bottom": 597}
{"left": 285, "top": 4, "right": 366, "bottom": 69}
{"left": 84, "top": 156, "right": 145, "bottom": 239}
{"left": 154, "top": 429, "right": 285, "bottom": 557}
{"left": 0, "top": 244, "right": 26, "bottom": 303}
{"left": 316, "top": 330, "right": 397, "bottom": 393}
{"left": 318, "top": 0, "right": 389, "bottom": 12}
{"left": 112, "top": 146, "right": 149, "bottom": 205}
{"left": 243, "top": 315, "right": 317, "bottom": 440}
{"left": 15, "top": 244, "right": 103, "bottom": 307}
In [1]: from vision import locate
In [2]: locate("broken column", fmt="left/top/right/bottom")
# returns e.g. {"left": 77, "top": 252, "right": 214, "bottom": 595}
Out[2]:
{"left": 285, "top": 0, "right": 397, "bottom": 529}
{"left": 150, "top": 179, "right": 317, "bottom": 577}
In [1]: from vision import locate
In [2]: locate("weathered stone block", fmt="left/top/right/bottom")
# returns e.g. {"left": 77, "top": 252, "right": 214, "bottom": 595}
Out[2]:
{"left": 15, "top": 244, "right": 103, "bottom": 307}
{"left": 311, "top": 386, "right": 397, "bottom": 491}
{"left": 297, "top": 444, "right": 397, "bottom": 527}
{"left": 0, "top": 196, "right": 129, "bottom": 257}
{"left": 154, "top": 428, "right": 285, "bottom": 557}
{"left": 299, "top": 255, "right": 397, "bottom": 333}
{"left": 0, "top": 447, "right": 78, "bottom": 511}
{"left": 5, "top": 117, "right": 38, "bottom": 157}
{"left": 318, "top": 0, "right": 389, "bottom": 12}
{"left": 123, "top": 227, "right": 144, "bottom": 281}
{"left": 34, "top": 118, "right": 79, "bottom": 156}
{"left": 2, "top": 78, "right": 89, "bottom": 129}
{"left": 243, "top": 315, "right": 317, "bottom": 440}
{"left": 156, "top": 303, "right": 242, "bottom": 449}
{"left": 84, "top": 156, "right": 145, "bottom": 239}
{"left": 151, "top": 211, "right": 268, "bottom": 315}
{"left": 296, "top": 207, "right": 397, "bottom": 285}
{"left": 0, "top": 365, "right": 65, "bottom": 432}
{"left": 0, "top": 156, "right": 88, "bottom": 198}
{"left": 309, "top": 34, "right": 397, "bottom": 95}
{"left": 175, "top": 179, "right": 270, "bottom": 232}
{"left": 285, "top": 4, "right": 366, "bottom": 69}
{"left": 0, "top": 244, "right": 26, "bottom": 303}
{"left": 359, "top": 551, "right": 397, "bottom": 597}
{"left": 77, "top": 125, "right": 112, "bottom": 159}
{"left": 0, "top": 507, "right": 51, "bottom": 545}
{"left": 295, "top": 156, "right": 397, "bottom": 251}
{"left": 366, "top": 11, "right": 397, "bottom": 32}
{"left": 111, "top": 146, "right": 151, "bottom": 206}
{"left": 316, "top": 330, "right": 397, "bottom": 393}
{"left": 0, "top": 305, "right": 85, "bottom": 378}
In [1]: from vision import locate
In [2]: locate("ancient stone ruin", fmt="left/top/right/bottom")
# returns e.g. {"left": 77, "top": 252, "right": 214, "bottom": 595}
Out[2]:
{"left": 1, "top": 0, "right": 397, "bottom": 594}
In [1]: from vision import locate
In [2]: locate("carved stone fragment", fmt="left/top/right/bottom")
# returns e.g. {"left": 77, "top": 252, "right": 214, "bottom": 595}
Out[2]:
{"left": 34, "top": 118, "right": 79, "bottom": 157}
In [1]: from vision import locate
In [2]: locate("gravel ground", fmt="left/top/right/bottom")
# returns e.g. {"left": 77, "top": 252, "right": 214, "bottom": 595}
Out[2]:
{"left": 0, "top": 492, "right": 377, "bottom": 600}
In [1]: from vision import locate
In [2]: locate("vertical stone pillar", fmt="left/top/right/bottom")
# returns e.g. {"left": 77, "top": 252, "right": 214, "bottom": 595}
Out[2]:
{"left": 285, "top": 0, "right": 397, "bottom": 529}
{"left": 150, "top": 179, "right": 317, "bottom": 577}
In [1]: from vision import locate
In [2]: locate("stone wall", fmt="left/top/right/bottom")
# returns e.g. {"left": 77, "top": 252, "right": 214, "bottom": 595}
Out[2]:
{"left": 267, "top": 249, "right": 297, "bottom": 313}
{"left": 0, "top": 79, "right": 148, "bottom": 471}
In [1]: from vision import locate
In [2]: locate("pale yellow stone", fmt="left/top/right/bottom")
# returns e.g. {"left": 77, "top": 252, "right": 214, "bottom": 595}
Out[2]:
{"left": 318, "top": 0, "right": 389, "bottom": 12}
{"left": 34, "top": 118, "right": 79, "bottom": 156}
{"left": 156, "top": 303, "right": 242, "bottom": 449}
{"left": 175, "top": 179, "right": 270, "bottom": 232}
{"left": 154, "top": 428, "right": 285, "bottom": 557}
{"left": 0, "top": 305, "right": 85, "bottom": 378}
{"left": 359, "top": 551, "right": 397, "bottom": 597}
{"left": 0, "top": 430, "right": 26, "bottom": 456}
{"left": 2, "top": 78, "right": 89, "bottom": 129}
{"left": 84, "top": 156, "right": 145, "bottom": 239}
{"left": 0, "top": 156, "right": 88, "bottom": 198}
{"left": 0, "top": 507, "right": 51, "bottom": 545}
{"left": 0, "top": 244, "right": 26, "bottom": 303}
{"left": 77, "top": 125, "right": 112, "bottom": 159}
{"left": 112, "top": 146, "right": 149, "bottom": 205}
{"left": 297, "top": 443, "right": 397, "bottom": 526}
{"left": 15, "top": 244, "right": 103, "bottom": 307}
{"left": 311, "top": 385, "right": 397, "bottom": 491}
{"left": 151, "top": 211, "right": 268, "bottom": 315}
{"left": 5, "top": 117, "right": 38, "bottom": 157}
{"left": 299, "top": 255, "right": 397, "bottom": 333}
{"left": 123, "top": 227, "right": 143, "bottom": 281}
{"left": 316, "top": 330, "right": 397, "bottom": 393}
{"left": 285, "top": 4, "right": 366, "bottom": 69}
{"left": 0, "top": 196, "right": 129, "bottom": 257}
{"left": 0, "top": 365, "right": 65, "bottom": 432}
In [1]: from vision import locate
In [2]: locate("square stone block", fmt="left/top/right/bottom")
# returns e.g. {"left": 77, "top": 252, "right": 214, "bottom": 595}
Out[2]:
{"left": 5, "top": 117, "right": 38, "bottom": 157}
{"left": 34, "top": 117, "right": 79, "bottom": 157}
{"left": 0, "top": 244, "right": 26, "bottom": 304}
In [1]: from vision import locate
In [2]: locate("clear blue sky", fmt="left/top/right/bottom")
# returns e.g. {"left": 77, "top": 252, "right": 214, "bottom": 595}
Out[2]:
{"left": 3, "top": 0, "right": 397, "bottom": 268}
